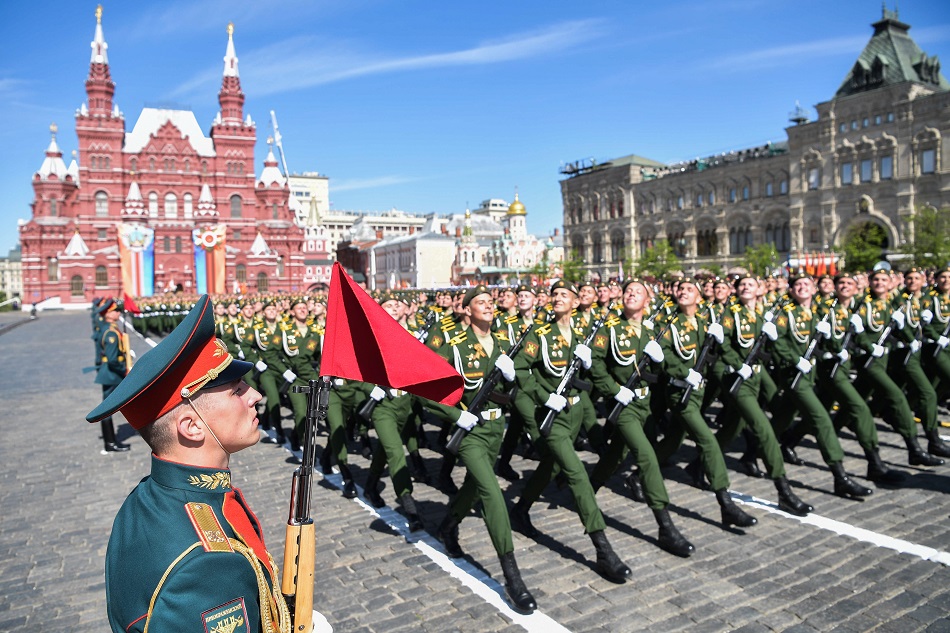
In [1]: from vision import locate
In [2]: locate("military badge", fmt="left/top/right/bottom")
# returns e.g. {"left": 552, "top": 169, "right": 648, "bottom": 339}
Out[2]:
{"left": 202, "top": 598, "right": 249, "bottom": 633}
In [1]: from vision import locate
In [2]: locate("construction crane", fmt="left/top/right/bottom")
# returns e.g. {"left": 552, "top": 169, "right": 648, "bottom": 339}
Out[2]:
{"left": 270, "top": 110, "right": 290, "bottom": 179}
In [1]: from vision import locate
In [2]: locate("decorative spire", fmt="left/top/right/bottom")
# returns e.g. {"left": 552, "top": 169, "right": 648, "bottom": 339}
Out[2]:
{"left": 37, "top": 123, "right": 68, "bottom": 181}
{"left": 85, "top": 5, "right": 114, "bottom": 116}
{"left": 223, "top": 22, "right": 239, "bottom": 77}
{"left": 122, "top": 182, "right": 145, "bottom": 217}
{"left": 196, "top": 184, "right": 218, "bottom": 217}
{"left": 90, "top": 5, "right": 108, "bottom": 64}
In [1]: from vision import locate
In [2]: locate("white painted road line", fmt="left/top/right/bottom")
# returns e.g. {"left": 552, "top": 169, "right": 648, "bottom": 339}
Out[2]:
{"left": 730, "top": 490, "right": 950, "bottom": 566}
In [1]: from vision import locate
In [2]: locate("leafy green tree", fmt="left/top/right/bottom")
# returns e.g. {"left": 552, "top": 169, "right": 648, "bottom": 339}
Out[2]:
{"left": 0, "top": 291, "right": 7, "bottom": 312}
{"left": 561, "top": 249, "right": 587, "bottom": 283}
{"left": 633, "top": 240, "right": 680, "bottom": 279}
{"left": 842, "top": 221, "right": 887, "bottom": 272}
{"left": 741, "top": 243, "right": 778, "bottom": 276}
{"left": 903, "top": 205, "right": 950, "bottom": 268}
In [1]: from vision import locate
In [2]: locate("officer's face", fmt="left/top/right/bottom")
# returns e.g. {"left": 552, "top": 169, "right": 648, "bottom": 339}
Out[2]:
{"left": 937, "top": 271, "right": 950, "bottom": 292}
{"left": 498, "top": 290, "right": 516, "bottom": 310}
{"left": 819, "top": 278, "right": 835, "bottom": 295}
{"left": 609, "top": 284, "right": 621, "bottom": 299}
{"left": 551, "top": 288, "right": 579, "bottom": 316}
{"left": 905, "top": 272, "right": 925, "bottom": 292}
{"left": 835, "top": 277, "right": 857, "bottom": 300}
{"left": 214, "top": 304, "right": 226, "bottom": 317}
{"left": 537, "top": 292, "right": 550, "bottom": 306}
{"left": 870, "top": 273, "right": 889, "bottom": 296}
{"left": 517, "top": 291, "right": 535, "bottom": 311}
{"left": 201, "top": 380, "right": 263, "bottom": 452}
{"left": 736, "top": 278, "right": 757, "bottom": 302}
{"left": 702, "top": 282, "right": 715, "bottom": 300}
{"left": 675, "top": 282, "right": 699, "bottom": 308}
{"left": 242, "top": 305, "right": 254, "bottom": 319}
{"left": 104, "top": 309, "right": 120, "bottom": 323}
{"left": 622, "top": 283, "right": 648, "bottom": 313}
{"left": 714, "top": 283, "right": 731, "bottom": 302}
{"left": 790, "top": 278, "right": 814, "bottom": 303}
{"left": 465, "top": 294, "right": 494, "bottom": 325}
{"left": 227, "top": 304, "right": 239, "bottom": 317}
{"left": 263, "top": 305, "right": 278, "bottom": 321}
{"left": 293, "top": 304, "right": 309, "bottom": 321}
{"left": 596, "top": 287, "right": 611, "bottom": 304}
{"left": 578, "top": 286, "right": 596, "bottom": 307}
{"left": 381, "top": 300, "right": 400, "bottom": 319}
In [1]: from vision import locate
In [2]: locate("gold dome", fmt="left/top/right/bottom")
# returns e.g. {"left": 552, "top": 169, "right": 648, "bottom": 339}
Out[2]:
{"left": 507, "top": 193, "right": 526, "bottom": 216}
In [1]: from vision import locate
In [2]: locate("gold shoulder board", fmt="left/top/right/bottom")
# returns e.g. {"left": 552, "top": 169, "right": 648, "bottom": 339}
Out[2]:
{"left": 184, "top": 502, "right": 234, "bottom": 553}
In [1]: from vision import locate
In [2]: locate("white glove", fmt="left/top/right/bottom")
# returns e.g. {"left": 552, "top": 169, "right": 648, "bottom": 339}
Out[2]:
{"left": 707, "top": 322, "right": 724, "bottom": 344}
{"left": 920, "top": 309, "right": 933, "bottom": 324}
{"left": 573, "top": 344, "right": 592, "bottom": 369}
{"left": 281, "top": 370, "right": 295, "bottom": 383}
{"left": 495, "top": 354, "right": 516, "bottom": 382}
{"left": 850, "top": 313, "right": 865, "bottom": 334}
{"left": 764, "top": 312, "right": 774, "bottom": 323}
{"left": 837, "top": 349, "right": 850, "bottom": 363}
{"left": 815, "top": 320, "right": 831, "bottom": 339}
{"left": 871, "top": 344, "right": 885, "bottom": 358}
{"left": 643, "top": 319, "right": 655, "bottom": 331}
{"left": 910, "top": 340, "right": 921, "bottom": 354}
{"left": 938, "top": 336, "right": 949, "bottom": 349}
{"left": 737, "top": 364, "right": 753, "bottom": 380}
{"left": 643, "top": 339, "right": 664, "bottom": 363}
{"left": 685, "top": 369, "right": 703, "bottom": 389}
{"left": 761, "top": 321, "right": 778, "bottom": 341}
{"left": 255, "top": 360, "right": 268, "bottom": 373}
{"left": 545, "top": 393, "right": 567, "bottom": 412}
{"left": 795, "top": 357, "right": 812, "bottom": 374}
{"left": 237, "top": 349, "right": 245, "bottom": 360}
{"left": 370, "top": 386, "right": 386, "bottom": 401}
{"left": 456, "top": 411, "right": 478, "bottom": 431}
{"left": 891, "top": 310, "right": 905, "bottom": 329}
{"left": 614, "top": 386, "right": 634, "bottom": 405}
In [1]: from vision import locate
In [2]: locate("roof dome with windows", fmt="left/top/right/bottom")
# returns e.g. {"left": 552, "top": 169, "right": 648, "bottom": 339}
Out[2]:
{"left": 507, "top": 192, "right": 526, "bottom": 216}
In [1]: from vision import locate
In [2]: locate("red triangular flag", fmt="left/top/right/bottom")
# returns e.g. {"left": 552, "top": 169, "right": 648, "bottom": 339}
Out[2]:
{"left": 122, "top": 292, "right": 141, "bottom": 315}
{"left": 320, "top": 263, "right": 463, "bottom": 405}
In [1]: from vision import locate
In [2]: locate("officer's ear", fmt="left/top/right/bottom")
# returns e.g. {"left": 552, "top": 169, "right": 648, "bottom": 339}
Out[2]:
{"left": 174, "top": 402, "right": 206, "bottom": 445}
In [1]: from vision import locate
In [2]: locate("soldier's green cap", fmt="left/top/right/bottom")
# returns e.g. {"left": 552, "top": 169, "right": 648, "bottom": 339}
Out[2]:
{"left": 98, "top": 298, "right": 121, "bottom": 315}
{"left": 550, "top": 279, "right": 579, "bottom": 295}
{"left": 378, "top": 292, "right": 398, "bottom": 306}
{"left": 85, "top": 295, "right": 253, "bottom": 430}
{"left": 261, "top": 299, "right": 276, "bottom": 308}
{"left": 516, "top": 283, "right": 535, "bottom": 295}
{"left": 788, "top": 270, "right": 813, "bottom": 285}
{"left": 834, "top": 271, "right": 855, "bottom": 283}
{"left": 904, "top": 266, "right": 926, "bottom": 276}
{"left": 398, "top": 293, "right": 412, "bottom": 306}
{"left": 621, "top": 278, "right": 647, "bottom": 293}
{"left": 578, "top": 279, "right": 596, "bottom": 290}
{"left": 462, "top": 284, "right": 491, "bottom": 307}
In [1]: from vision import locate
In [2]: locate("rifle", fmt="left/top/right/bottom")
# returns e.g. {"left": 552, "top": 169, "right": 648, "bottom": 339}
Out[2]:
{"left": 677, "top": 317, "right": 720, "bottom": 406}
{"left": 538, "top": 308, "right": 610, "bottom": 438}
{"left": 790, "top": 299, "right": 836, "bottom": 391}
{"left": 862, "top": 305, "right": 904, "bottom": 369}
{"left": 356, "top": 313, "right": 439, "bottom": 422}
{"left": 727, "top": 297, "right": 790, "bottom": 396}
{"left": 444, "top": 314, "right": 553, "bottom": 455}
{"left": 828, "top": 303, "right": 856, "bottom": 379}
{"left": 282, "top": 376, "right": 329, "bottom": 633}
{"left": 605, "top": 301, "right": 676, "bottom": 425}
{"left": 932, "top": 311, "right": 950, "bottom": 360}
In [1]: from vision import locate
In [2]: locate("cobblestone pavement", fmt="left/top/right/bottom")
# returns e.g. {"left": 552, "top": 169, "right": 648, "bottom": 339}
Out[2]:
{"left": 1, "top": 312, "right": 949, "bottom": 632}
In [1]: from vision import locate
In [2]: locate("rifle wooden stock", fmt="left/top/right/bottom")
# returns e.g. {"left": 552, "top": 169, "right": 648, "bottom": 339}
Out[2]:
{"left": 727, "top": 300, "right": 788, "bottom": 396}
{"left": 539, "top": 309, "right": 609, "bottom": 438}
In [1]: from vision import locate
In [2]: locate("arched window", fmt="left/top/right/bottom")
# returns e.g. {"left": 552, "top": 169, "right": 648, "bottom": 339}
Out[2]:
{"left": 130, "top": 158, "right": 137, "bottom": 172}
{"left": 148, "top": 192, "right": 159, "bottom": 216}
{"left": 47, "top": 258, "right": 59, "bottom": 282}
{"left": 164, "top": 193, "right": 178, "bottom": 219}
{"left": 49, "top": 199, "right": 58, "bottom": 216}
{"left": 149, "top": 157, "right": 156, "bottom": 171}
{"left": 175, "top": 236, "right": 182, "bottom": 253}
{"left": 183, "top": 193, "right": 193, "bottom": 218}
{"left": 70, "top": 275, "right": 84, "bottom": 297}
{"left": 230, "top": 195, "right": 242, "bottom": 218}
{"left": 236, "top": 264, "right": 246, "bottom": 283}
{"left": 95, "top": 265, "right": 108, "bottom": 287}
{"left": 257, "top": 272, "right": 269, "bottom": 292}
{"left": 95, "top": 191, "right": 109, "bottom": 217}
{"left": 163, "top": 236, "right": 171, "bottom": 253}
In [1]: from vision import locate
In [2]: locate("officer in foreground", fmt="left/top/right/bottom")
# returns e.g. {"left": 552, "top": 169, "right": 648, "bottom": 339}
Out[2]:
{"left": 87, "top": 296, "right": 295, "bottom": 633}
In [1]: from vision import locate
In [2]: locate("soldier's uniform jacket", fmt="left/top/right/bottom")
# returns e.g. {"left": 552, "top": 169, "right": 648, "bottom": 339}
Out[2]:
{"left": 924, "top": 287, "right": 950, "bottom": 346}
{"left": 855, "top": 294, "right": 902, "bottom": 362}
{"left": 772, "top": 301, "right": 822, "bottom": 383}
{"left": 590, "top": 312, "right": 657, "bottom": 400}
{"left": 106, "top": 456, "right": 289, "bottom": 633}
{"left": 817, "top": 297, "right": 858, "bottom": 367}
{"left": 217, "top": 315, "right": 240, "bottom": 357}
{"left": 719, "top": 302, "right": 766, "bottom": 371}
{"left": 96, "top": 323, "right": 128, "bottom": 386}
{"left": 248, "top": 320, "right": 292, "bottom": 375}
{"left": 428, "top": 327, "right": 512, "bottom": 425}
{"left": 230, "top": 317, "right": 260, "bottom": 363}
{"left": 659, "top": 311, "right": 712, "bottom": 389}
{"left": 426, "top": 313, "right": 464, "bottom": 351}
{"left": 892, "top": 289, "right": 927, "bottom": 352}
{"left": 283, "top": 319, "right": 322, "bottom": 380}
{"left": 514, "top": 318, "right": 587, "bottom": 406}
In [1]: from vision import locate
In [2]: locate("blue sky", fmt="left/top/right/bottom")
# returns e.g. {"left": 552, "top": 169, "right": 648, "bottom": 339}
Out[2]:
{"left": 1, "top": 1, "right": 948, "bottom": 253}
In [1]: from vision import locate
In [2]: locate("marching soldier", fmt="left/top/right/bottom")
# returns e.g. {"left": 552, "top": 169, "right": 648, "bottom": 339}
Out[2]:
{"left": 95, "top": 299, "right": 131, "bottom": 453}
{"left": 246, "top": 301, "right": 294, "bottom": 445}
{"left": 922, "top": 265, "right": 950, "bottom": 393}
{"left": 510, "top": 280, "right": 632, "bottom": 583}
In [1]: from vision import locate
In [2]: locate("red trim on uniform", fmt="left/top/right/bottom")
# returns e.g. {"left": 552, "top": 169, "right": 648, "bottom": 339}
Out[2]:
{"left": 222, "top": 490, "right": 271, "bottom": 574}
{"left": 125, "top": 613, "right": 147, "bottom": 631}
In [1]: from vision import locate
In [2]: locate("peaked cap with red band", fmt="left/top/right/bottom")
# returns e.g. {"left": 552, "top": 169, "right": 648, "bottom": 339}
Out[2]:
{"left": 86, "top": 295, "right": 253, "bottom": 429}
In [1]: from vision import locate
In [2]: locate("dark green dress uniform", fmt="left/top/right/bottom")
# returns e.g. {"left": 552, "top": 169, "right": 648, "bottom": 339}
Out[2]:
{"left": 248, "top": 319, "right": 291, "bottom": 440}
{"left": 922, "top": 286, "right": 950, "bottom": 393}
{"left": 106, "top": 456, "right": 290, "bottom": 633}
{"left": 282, "top": 319, "right": 322, "bottom": 439}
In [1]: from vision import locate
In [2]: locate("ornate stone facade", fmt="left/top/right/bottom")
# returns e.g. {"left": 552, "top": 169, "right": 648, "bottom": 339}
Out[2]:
{"left": 562, "top": 10, "right": 948, "bottom": 278}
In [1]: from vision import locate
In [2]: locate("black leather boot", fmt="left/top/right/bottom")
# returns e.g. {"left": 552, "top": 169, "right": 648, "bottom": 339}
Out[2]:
{"left": 739, "top": 428, "right": 763, "bottom": 477}
{"left": 363, "top": 470, "right": 385, "bottom": 508}
{"left": 774, "top": 476, "right": 812, "bottom": 516}
{"left": 101, "top": 418, "right": 130, "bottom": 452}
{"left": 589, "top": 530, "right": 631, "bottom": 583}
{"left": 780, "top": 428, "right": 805, "bottom": 465}
{"left": 438, "top": 513, "right": 463, "bottom": 558}
{"left": 624, "top": 471, "right": 646, "bottom": 503}
{"left": 685, "top": 456, "right": 707, "bottom": 489}
{"left": 437, "top": 456, "right": 459, "bottom": 495}
{"left": 319, "top": 444, "right": 333, "bottom": 475}
{"left": 715, "top": 489, "right": 757, "bottom": 528}
{"left": 495, "top": 461, "right": 521, "bottom": 482}
{"left": 905, "top": 435, "right": 945, "bottom": 467}
{"left": 408, "top": 451, "right": 431, "bottom": 485}
{"left": 830, "top": 462, "right": 873, "bottom": 498}
{"left": 925, "top": 428, "right": 950, "bottom": 459}
{"left": 510, "top": 499, "right": 538, "bottom": 538}
{"left": 864, "top": 447, "right": 905, "bottom": 485}
{"left": 338, "top": 463, "right": 358, "bottom": 499}
{"left": 499, "top": 552, "right": 537, "bottom": 613}
{"left": 652, "top": 508, "right": 695, "bottom": 558}
{"left": 399, "top": 493, "right": 424, "bottom": 532}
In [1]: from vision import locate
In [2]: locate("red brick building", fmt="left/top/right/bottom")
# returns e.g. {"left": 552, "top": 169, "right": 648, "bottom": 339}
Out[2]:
{"left": 19, "top": 10, "right": 330, "bottom": 308}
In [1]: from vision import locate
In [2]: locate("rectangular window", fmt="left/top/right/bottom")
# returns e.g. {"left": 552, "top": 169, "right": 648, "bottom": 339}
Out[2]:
{"left": 850, "top": 120, "right": 858, "bottom": 130}
{"left": 880, "top": 155, "right": 893, "bottom": 180}
{"left": 233, "top": 230, "right": 242, "bottom": 241}
{"left": 708, "top": 191, "right": 715, "bottom": 204}
{"left": 886, "top": 112, "right": 895, "bottom": 123}
{"left": 862, "top": 118, "right": 869, "bottom": 128}
{"left": 860, "top": 159, "right": 873, "bottom": 182}
{"left": 921, "top": 149, "right": 936, "bottom": 174}
{"left": 838, "top": 123, "right": 847, "bottom": 133}
{"left": 729, "top": 188, "right": 736, "bottom": 203}
{"left": 766, "top": 182, "right": 773, "bottom": 197}
{"left": 98, "top": 229, "right": 107, "bottom": 240}
{"left": 874, "top": 114, "right": 882, "bottom": 125}
{"left": 780, "top": 179, "right": 788, "bottom": 195}
{"left": 840, "top": 162, "right": 853, "bottom": 185}
{"left": 742, "top": 186, "right": 749, "bottom": 200}
{"left": 696, "top": 194, "right": 703, "bottom": 207}
{"left": 808, "top": 168, "right": 820, "bottom": 190}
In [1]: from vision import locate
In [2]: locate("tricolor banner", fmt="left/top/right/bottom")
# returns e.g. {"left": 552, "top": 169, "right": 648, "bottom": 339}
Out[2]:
{"left": 117, "top": 223, "right": 155, "bottom": 297}
{"left": 192, "top": 225, "right": 227, "bottom": 295}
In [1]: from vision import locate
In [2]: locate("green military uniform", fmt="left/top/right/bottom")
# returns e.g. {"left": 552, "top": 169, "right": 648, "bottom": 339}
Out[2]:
{"left": 283, "top": 317, "right": 322, "bottom": 441}
{"left": 922, "top": 285, "right": 950, "bottom": 392}
{"left": 246, "top": 317, "right": 291, "bottom": 441}
{"left": 889, "top": 289, "right": 941, "bottom": 438}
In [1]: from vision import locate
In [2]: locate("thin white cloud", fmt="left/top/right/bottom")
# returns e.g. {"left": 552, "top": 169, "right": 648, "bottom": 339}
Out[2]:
{"left": 331, "top": 175, "right": 419, "bottom": 193}
{"left": 169, "top": 19, "right": 606, "bottom": 99}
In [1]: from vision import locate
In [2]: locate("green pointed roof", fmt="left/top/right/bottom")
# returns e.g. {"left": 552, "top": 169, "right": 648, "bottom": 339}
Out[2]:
{"left": 836, "top": 8, "right": 949, "bottom": 98}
